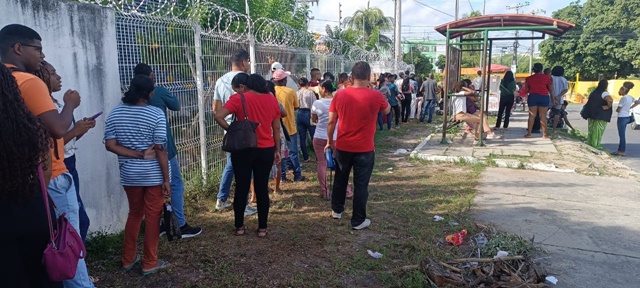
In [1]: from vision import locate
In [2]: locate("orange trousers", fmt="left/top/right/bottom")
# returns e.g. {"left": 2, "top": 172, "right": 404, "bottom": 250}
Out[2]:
{"left": 122, "top": 185, "right": 164, "bottom": 270}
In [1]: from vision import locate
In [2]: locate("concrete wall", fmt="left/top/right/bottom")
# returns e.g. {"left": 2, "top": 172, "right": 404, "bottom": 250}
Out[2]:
{"left": 1, "top": 0, "right": 127, "bottom": 233}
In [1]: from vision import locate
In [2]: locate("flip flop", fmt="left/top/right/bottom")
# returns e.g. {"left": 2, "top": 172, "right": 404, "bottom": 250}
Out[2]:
{"left": 257, "top": 228, "right": 268, "bottom": 238}
{"left": 142, "top": 260, "right": 171, "bottom": 276}
{"left": 122, "top": 254, "right": 141, "bottom": 272}
{"left": 524, "top": 134, "right": 532, "bottom": 138}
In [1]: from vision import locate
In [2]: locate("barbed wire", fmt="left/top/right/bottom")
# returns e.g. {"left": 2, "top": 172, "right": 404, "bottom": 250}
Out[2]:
{"left": 79, "top": 0, "right": 411, "bottom": 67}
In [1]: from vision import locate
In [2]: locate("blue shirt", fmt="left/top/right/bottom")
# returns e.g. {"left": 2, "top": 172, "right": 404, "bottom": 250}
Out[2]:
{"left": 148, "top": 86, "right": 180, "bottom": 159}
{"left": 104, "top": 104, "right": 167, "bottom": 186}
{"left": 387, "top": 83, "right": 399, "bottom": 106}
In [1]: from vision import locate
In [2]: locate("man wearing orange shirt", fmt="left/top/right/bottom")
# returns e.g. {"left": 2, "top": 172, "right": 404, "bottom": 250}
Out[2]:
{"left": 0, "top": 24, "right": 94, "bottom": 287}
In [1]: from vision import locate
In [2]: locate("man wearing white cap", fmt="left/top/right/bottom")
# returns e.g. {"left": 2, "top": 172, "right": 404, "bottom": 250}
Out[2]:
{"left": 267, "top": 62, "right": 299, "bottom": 91}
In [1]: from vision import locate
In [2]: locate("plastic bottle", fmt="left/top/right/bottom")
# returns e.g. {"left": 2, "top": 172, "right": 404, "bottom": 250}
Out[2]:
{"left": 325, "top": 149, "right": 335, "bottom": 170}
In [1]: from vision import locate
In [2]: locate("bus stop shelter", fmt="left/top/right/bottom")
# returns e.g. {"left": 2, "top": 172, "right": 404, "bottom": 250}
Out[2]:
{"left": 434, "top": 14, "right": 575, "bottom": 146}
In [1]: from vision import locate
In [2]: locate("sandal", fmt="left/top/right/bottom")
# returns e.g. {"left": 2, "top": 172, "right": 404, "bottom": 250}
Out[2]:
{"left": 234, "top": 226, "right": 246, "bottom": 236}
{"left": 524, "top": 134, "right": 532, "bottom": 138}
{"left": 122, "top": 254, "right": 141, "bottom": 272}
{"left": 142, "top": 260, "right": 171, "bottom": 276}
{"left": 89, "top": 276, "right": 99, "bottom": 283}
{"left": 257, "top": 228, "right": 268, "bottom": 238}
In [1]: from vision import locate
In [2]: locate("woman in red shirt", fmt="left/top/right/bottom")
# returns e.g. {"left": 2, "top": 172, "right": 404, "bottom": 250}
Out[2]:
{"left": 214, "top": 73, "right": 281, "bottom": 237}
{"left": 524, "top": 63, "right": 554, "bottom": 138}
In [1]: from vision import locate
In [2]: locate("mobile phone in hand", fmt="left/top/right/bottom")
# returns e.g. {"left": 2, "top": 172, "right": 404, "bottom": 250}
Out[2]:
{"left": 90, "top": 111, "right": 103, "bottom": 120}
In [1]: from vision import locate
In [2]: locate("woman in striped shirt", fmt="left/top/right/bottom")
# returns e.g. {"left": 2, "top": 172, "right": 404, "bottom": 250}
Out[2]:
{"left": 104, "top": 75, "right": 171, "bottom": 275}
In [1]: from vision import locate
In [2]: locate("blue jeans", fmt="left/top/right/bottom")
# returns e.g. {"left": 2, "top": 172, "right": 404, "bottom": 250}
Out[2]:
{"left": 420, "top": 99, "right": 436, "bottom": 123}
{"left": 169, "top": 156, "right": 186, "bottom": 227}
{"left": 48, "top": 173, "right": 94, "bottom": 288}
{"left": 64, "top": 155, "right": 90, "bottom": 242}
{"left": 378, "top": 111, "right": 392, "bottom": 130}
{"left": 296, "top": 109, "right": 316, "bottom": 161}
{"left": 617, "top": 117, "right": 631, "bottom": 152}
{"left": 281, "top": 133, "right": 303, "bottom": 180}
{"left": 217, "top": 152, "right": 234, "bottom": 202}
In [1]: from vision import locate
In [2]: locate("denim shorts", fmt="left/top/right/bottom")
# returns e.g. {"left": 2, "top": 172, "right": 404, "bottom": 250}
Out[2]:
{"left": 528, "top": 94, "right": 550, "bottom": 107}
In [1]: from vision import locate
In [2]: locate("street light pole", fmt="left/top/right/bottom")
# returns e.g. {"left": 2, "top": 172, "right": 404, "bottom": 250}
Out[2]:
{"left": 245, "top": 0, "right": 256, "bottom": 73}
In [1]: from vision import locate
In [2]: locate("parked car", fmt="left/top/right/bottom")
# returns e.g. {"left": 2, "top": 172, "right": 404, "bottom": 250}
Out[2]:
{"left": 630, "top": 107, "right": 640, "bottom": 130}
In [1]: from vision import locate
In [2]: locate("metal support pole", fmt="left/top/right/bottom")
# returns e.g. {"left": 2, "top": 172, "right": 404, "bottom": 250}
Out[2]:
{"left": 485, "top": 40, "right": 493, "bottom": 117}
{"left": 477, "top": 30, "right": 488, "bottom": 146}
{"left": 193, "top": 22, "right": 208, "bottom": 183}
{"left": 245, "top": 0, "right": 256, "bottom": 73}
{"left": 394, "top": 0, "right": 401, "bottom": 72}
{"left": 306, "top": 53, "right": 311, "bottom": 79}
{"left": 441, "top": 30, "right": 450, "bottom": 143}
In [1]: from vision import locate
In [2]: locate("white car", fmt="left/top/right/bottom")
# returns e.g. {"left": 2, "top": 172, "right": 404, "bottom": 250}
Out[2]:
{"left": 630, "top": 107, "right": 640, "bottom": 130}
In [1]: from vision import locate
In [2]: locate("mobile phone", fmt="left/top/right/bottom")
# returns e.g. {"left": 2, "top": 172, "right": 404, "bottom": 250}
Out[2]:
{"left": 90, "top": 111, "right": 103, "bottom": 120}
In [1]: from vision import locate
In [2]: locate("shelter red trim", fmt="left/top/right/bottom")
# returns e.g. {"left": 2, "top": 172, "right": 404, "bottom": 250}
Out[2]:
{"left": 435, "top": 14, "right": 575, "bottom": 38}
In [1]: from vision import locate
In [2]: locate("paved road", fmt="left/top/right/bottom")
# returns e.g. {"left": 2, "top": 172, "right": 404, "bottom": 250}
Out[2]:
{"left": 565, "top": 104, "right": 640, "bottom": 172}
{"left": 474, "top": 168, "right": 640, "bottom": 288}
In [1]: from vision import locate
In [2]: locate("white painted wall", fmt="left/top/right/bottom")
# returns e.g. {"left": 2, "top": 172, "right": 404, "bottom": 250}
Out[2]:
{"left": 1, "top": 0, "right": 127, "bottom": 233}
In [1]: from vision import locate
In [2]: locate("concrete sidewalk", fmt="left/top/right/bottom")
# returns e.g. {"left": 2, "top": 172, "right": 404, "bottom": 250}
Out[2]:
{"left": 474, "top": 168, "right": 640, "bottom": 288}
{"left": 411, "top": 112, "right": 557, "bottom": 161}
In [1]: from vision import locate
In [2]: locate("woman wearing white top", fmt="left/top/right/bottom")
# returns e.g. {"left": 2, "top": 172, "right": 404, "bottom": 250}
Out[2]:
{"left": 311, "top": 80, "right": 352, "bottom": 200}
{"left": 613, "top": 82, "right": 636, "bottom": 156}
{"left": 452, "top": 81, "right": 497, "bottom": 143}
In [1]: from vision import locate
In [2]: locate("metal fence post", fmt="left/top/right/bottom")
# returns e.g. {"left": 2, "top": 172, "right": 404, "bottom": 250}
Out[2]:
{"left": 306, "top": 53, "right": 311, "bottom": 79}
{"left": 193, "top": 22, "right": 208, "bottom": 184}
{"left": 340, "top": 58, "right": 345, "bottom": 74}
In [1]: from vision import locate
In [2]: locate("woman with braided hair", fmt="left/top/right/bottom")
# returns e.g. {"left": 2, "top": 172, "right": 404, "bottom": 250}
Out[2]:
{"left": 36, "top": 61, "right": 96, "bottom": 243}
{"left": 0, "top": 64, "right": 61, "bottom": 287}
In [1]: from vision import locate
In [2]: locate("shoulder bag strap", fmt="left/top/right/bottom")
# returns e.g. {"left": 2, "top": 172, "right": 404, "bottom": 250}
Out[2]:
{"left": 239, "top": 92, "right": 249, "bottom": 120}
{"left": 38, "top": 164, "right": 56, "bottom": 245}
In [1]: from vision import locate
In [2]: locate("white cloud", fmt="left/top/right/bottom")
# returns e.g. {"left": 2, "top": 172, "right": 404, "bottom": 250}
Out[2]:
{"left": 307, "top": 0, "right": 574, "bottom": 40}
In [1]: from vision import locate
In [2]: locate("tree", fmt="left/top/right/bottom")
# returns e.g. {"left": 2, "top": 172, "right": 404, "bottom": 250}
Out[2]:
{"left": 342, "top": 5, "right": 394, "bottom": 52}
{"left": 460, "top": 11, "right": 483, "bottom": 68}
{"left": 403, "top": 46, "right": 433, "bottom": 75}
{"left": 435, "top": 54, "right": 446, "bottom": 70}
{"left": 539, "top": 0, "right": 640, "bottom": 80}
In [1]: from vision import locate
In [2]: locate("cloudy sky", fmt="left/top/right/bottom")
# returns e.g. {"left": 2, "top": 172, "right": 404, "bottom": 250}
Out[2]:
{"left": 307, "top": 0, "right": 574, "bottom": 41}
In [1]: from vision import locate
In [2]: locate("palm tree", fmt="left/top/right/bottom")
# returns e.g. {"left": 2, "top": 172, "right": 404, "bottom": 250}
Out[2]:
{"left": 342, "top": 4, "right": 394, "bottom": 52}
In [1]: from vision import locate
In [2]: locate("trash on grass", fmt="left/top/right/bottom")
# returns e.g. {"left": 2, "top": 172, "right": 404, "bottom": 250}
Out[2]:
{"left": 493, "top": 250, "right": 509, "bottom": 259}
{"left": 386, "top": 167, "right": 393, "bottom": 171}
{"left": 367, "top": 250, "right": 383, "bottom": 259}
{"left": 546, "top": 275, "right": 558, "bottom": 285}
{"left": 445, "top": 229, "right": 467, "bottom": 246}
{"left": 474, "top": 233, "right": 488, "bottom": 247}
{"left": 449, "top": 221, "right": 459, "bottom": 226}
{"left": 394, "top": 148, "right": 409, "bottom": 155}
{"left": 433, "top": 215, "right": 444, "bottom": 222}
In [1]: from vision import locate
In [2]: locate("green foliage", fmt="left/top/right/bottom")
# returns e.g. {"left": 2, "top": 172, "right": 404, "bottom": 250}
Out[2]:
{"left": 436, "top": 54, "right": 446, "bottom": 70}
{"left": 460, "top": 11, "right": 483, "bottom": 68}
{"left": 539, "top": 0, "right": 640, "bottom": 81}
{"left": 342, "top": 6, "right": 394, "bottom": 52}
{"left": 402, "top": 46, "right": 433, "bottom": 74}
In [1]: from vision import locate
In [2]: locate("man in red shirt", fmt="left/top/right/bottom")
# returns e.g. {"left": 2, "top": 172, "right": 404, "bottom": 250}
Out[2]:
{"left": 326, "top": 61, "right": 391, "bottom": 230}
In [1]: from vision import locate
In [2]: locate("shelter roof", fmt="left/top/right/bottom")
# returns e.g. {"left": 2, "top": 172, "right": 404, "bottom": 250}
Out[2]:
{"left": 434, "top": 14, "right": 575, "bottom": 39}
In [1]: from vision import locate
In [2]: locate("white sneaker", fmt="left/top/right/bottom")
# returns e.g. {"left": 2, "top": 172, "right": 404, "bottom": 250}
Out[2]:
{"left": 352, "top": 219, "right": 371, "bottom": 230}
{"left": 216, "top": 199, "right": 232, "bottom": 210}
{"left": 331, "top": 211, "right": 342, "bottom": 219}
{"left": 244, "top": 205, "right": 257, "bottom": 216}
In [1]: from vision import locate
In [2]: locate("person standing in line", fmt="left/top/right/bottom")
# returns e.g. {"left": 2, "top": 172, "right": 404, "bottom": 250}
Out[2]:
{"left": 376, "top": 75, "right": 393, "bottom": 131}
{"left": 495, "top": 71, "right": 517, "bottom": 129}
{"left": 400, "top": 76, "right": 413, "bottom": 123}
{"left": 35, "top": 61, "right": 96, "bottom": 242}
{"left": 613, "top": 82, "right": 636, "bottom": 156}
{"left": 105, "top": 75, "right": 171, "bottom": 275}
{"left": 524, "top": 63, "right": 554, "bottom": 139}
{"left": 135, "top": 63, "right": 202, "bottom": 238}
{"left": 214, "top": 74, "right": 281, "bottom": 237}
{"left": 472, "top": 70, "right": 483, "bottom": 93}
{"left": 549, "top": 66, "right": 569, "bottom": 137}
{"left": 212, "top": 49, "right": 257, "bottom": 216}
{"left": 266, "top": 80, "right": 289, "bottom": 195}
{"left": 419, "top": 73, "right": 438, "bottom": 123}
{"left": 409, "top": 73, "right": 418, "bottom": 120}
{"left": 326, "top": 61, "right": 391, "bottom": 230}
{"left": 414, "top": 76, "right": 424, "bottom": 122}
{"left": 583, "top": 79, "right": 613, "bottom": 149}
{"left": 0, "top": 64, "right": 62, "bottom": 288}
{"left": 387, "top": 74, "right": 402, "bottom": 129}
{"left": 274, "top": 69, "right": 305, "bottom": 182}
{"left": 296, "top": 77, "right": 317, "bottom": 163}
{"left": 312, "top": 79, "right": 353, "bottom": 199}
{"left": 0, "top": 24, "right": 95, "bottom": 287}
{"left": 337, "top": 72, "right": 351, "bottom": 90}
{"left": 309, "top": 68, "right": 321, "bottom": 87}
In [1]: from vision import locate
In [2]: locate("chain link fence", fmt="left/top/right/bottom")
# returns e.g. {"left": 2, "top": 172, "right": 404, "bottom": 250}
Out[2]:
{"left": 84, "top": 0, "right": 411, "bottom": 185}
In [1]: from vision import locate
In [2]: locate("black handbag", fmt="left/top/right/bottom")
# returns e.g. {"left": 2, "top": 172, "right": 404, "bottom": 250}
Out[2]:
{"left": 163, "top": 202, "right": 182, "bottom": 241}
{"left": 222, "top": 92, "right": 260, "bottom": 152}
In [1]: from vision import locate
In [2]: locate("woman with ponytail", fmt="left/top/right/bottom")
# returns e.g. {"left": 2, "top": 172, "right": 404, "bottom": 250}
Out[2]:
{"left": 311, "top": 80, "right": 353, "bottom": 200}
{"left": 613, "top": 82, "right": 636, "bottom": 156}
{"left": 104, "top": 75, "right": 172, "bottom": 275}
